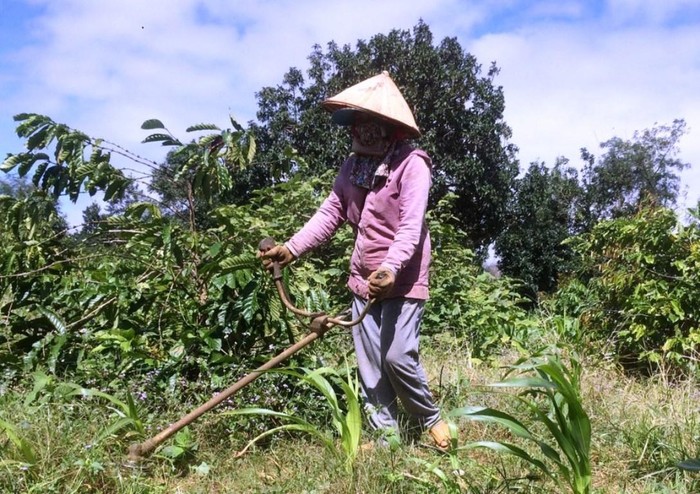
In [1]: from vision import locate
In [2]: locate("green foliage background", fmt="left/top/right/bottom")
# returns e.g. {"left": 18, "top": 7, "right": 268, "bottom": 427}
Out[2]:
{"left": 1, "top": 20, "right": 699, "bottom": 493}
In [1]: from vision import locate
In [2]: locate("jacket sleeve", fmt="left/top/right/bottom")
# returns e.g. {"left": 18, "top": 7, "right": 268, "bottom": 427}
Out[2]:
{"left": 380, "top": 154, "right": 431, "bottom": 274}
{"left": 285, "top": 175, "right": 347, "bottom": 258}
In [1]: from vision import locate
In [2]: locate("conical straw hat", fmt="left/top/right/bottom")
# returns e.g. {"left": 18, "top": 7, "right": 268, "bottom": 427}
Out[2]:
{"left": 322, "top": 71, "right": 421, "bottom": 138}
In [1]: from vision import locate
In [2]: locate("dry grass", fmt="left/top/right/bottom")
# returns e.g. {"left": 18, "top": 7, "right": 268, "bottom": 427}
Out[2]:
{"left": 2, "top": 338, "right": 700, "bottom": 493}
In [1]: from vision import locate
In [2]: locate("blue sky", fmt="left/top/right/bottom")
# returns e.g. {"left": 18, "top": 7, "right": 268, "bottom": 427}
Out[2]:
{"left": 1, "top": 0, "right": 699, "bottom": 227}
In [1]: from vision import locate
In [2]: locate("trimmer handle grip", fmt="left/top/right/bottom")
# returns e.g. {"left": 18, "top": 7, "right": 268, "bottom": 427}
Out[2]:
{"left": 258, "top": 237, "right": 277, "bottom": 253}
{"left": 258, "top": 237, "right": 282, "bottom": 280}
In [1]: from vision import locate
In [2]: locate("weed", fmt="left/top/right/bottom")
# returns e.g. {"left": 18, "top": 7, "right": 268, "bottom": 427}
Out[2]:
{"left": 453, "top": 349, "right": 592, "bottom": 494}
{"left": 223, "top": 363, "right": 362, "bottom": 471}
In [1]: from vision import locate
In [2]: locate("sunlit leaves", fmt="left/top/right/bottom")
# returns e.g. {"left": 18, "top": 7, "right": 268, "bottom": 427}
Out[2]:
{"left": 141, "top": 133, "right": 182, "bottom": 146}
{"left": 186, "top": 123, "right": 220, "bottom": 132}
{"left": 564, "top": 205, "right": 700, "bottom": 370}
{"left": 425, "top": 193, "right": 536, "bottom": 357}
{"left": 142, "top": 117, "right": 256, "bottom": 204}
{"left": 4, "top": 114, "right": 130, "bottom": 204}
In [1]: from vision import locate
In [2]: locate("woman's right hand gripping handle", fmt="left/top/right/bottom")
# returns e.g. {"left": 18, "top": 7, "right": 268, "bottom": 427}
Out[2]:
{"left": 257, "top": 238, "right": 296, "bottom": 279}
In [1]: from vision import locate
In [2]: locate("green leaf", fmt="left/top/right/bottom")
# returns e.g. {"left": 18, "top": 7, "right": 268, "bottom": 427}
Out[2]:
{"left": 47, "top": 333, "right": 68, "bottom": 374}
{"left": 23, "top": 371, "right": 53, "bottom": 407}
{"left": 229, "top": 115, "right": 244, "bottom": 131}
{"left": 64, "top": 384, "right": 129, "bottom": 415}
{"left": 37, "top": 306, "right": 68, "bottom": 334}
{"left": 169, "top": 342, "right": 185, "bottom": 359}
{"left": 186, "top": 123, "right": 220, "bottom": 132}
{"left": 247, "top": 135, "right": 257, "bottom": 163}
{"left": 489, "top": 376, "right": 557, "bottom": 389}
{"left": 208, "top": 242, "right": 222, "bottom": 257}
{"left": 0, "top": 417, "right": 37, "bottom": 465}
{"left": 96, "top": 416, "right": 139, "bottom": 443}
{"left": 1, "top": 154, "right": 23, "bottom": 172}
{"left": 141, "top": 119, "right": 165, "bottom": 130}
{"left": 104, "top": 178, "right": 125, "bottom": 202}
{"left": 218, "top": 254, "right": 256, "bottom": 271}
{"left": 162, "top": 221, "right": 171, "bottom": 245}
{"left": 450, "top": 406, "right": 533, "bottom": 439}
{"left": 125, "top": 201, "right": 162, "bottom": 219}
{"left": 142, "top": 133, "right": 180, "bottom": 145}
{"left": 31, "top": 161, "right": 49, "bottom": 186}
{"left": 462, "top": 440, "right": 555, "bottom": 482}
{"left": 159, "top": 445, "right": 185, "bottom": 459}
{"left": 13, "top": 113, "right": 34, "bottom": 121}
{"left": 224, "top": 407, "right": 297, "bottom": 419}
{"left": 192, "top": 462, "right": 210, "bottom": 476}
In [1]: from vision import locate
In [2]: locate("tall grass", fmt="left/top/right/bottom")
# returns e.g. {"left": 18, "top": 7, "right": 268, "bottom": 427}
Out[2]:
{"left": 223, "top": 363, "right": 362, "bottom": 471}
{"left": 451, "top": 349, "right": 592, "bottom": 494}
{"left": 2, "top": 339, "right": 700, "bottom": 492}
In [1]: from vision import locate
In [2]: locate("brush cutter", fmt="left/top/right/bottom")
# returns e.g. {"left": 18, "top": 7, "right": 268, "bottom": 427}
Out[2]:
{"left": 126, "top": 237, "right": 374, "bottom": 464}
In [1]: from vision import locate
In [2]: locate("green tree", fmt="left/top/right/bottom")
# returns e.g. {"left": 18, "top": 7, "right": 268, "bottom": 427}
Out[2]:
{"left": 252, "top": 20, "right": 519, "bottom": 251}
{"left": 496, "top": 120, "right": 689, "bottom": 297}
{"left": 496, "top": 159, "right": 582, "bottom": 297}
{"left": 578, "top": 119, "right": 689, "bottom": 230}
{"left": 79, "top": 202, "right": 103, "bottom": 236}
{"left": 1, "top": 175, "right": 35, "bottom": 198}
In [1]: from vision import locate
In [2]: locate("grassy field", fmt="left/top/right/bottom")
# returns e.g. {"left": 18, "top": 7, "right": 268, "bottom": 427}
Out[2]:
{"left": 1, "top": 334, "right": 699, "bottom": 493}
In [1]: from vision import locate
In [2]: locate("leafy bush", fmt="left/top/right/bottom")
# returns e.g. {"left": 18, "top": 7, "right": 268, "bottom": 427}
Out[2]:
{"left": 425, "top": 195, "right": 537, "bottom": 359}
{"left": 0, "top": 115, "right": 348, "bottom": 397}
{"left": 563, "top": 206, "right": 700, "bottom": 371}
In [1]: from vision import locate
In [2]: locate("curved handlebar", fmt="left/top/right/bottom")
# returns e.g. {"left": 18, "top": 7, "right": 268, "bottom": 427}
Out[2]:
{"left": 258, "top": 237, "right": 374, "bottom": 329}
{"left": 123, "top": 237, "right": 377, "bottom": 463}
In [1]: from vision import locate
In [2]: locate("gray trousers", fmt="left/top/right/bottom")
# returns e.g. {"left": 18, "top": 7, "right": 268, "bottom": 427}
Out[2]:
{"left": 351, "top": 295, "right": 441, "bottom": 433}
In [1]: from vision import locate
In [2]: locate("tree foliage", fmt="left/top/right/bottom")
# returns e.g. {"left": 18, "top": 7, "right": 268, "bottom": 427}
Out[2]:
{"left": 578, "top": 119, "right": 689, "bottom": 230}
{"left": 1, "top": 114, "right": 131, "bottom": 203}
{"left": 425, "top": 194, "right": 536, "bottom": 358}
{"left": 562, "top": 206, "right": 700, "bottom": 371}
{"left": 0, "top": 115, "right": 291, "bottom": 393}
{"left": 496, "top": 159, "right": 582, "bottom": 297}
{"left": 252, "top": 20, "right": 519, "bottom": 251}
{"left": 0, "top": 105, "right": 531, "bottom": 393}
{"left": 496, "top": 120, "right": 689, "bottom": 296}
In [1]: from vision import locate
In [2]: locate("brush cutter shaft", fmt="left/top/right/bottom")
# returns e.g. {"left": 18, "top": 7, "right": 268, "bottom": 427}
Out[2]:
{"left": 127, "top": 238, "right": 372, "bottom": 461}
{"left": 129, "top": 316, "right": 330, "bottom": 460}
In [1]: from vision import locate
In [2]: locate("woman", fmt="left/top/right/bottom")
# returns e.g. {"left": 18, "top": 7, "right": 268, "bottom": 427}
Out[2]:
{"left": 261, "top": 71, "right": 450, "bottom": 450}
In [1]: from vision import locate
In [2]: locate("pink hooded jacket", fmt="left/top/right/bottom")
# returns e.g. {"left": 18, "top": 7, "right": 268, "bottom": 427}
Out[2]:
{"left": 285, "top": 143, "right": 432, "bottom": 300}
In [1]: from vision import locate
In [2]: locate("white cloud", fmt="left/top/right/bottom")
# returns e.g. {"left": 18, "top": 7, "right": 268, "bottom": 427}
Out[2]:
{"left": 468, "top": 16, "right": 700, "bottom": 194}
{"left": 1, "top": 0, "right": 699, "bottom": 225}
{"left": 607, "top": 0, "right": 700, "bottom": 24}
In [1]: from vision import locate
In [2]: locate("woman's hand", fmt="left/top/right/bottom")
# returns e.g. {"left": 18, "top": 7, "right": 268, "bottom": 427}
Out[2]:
{"left": 258, "top": 244, "right": 296, "bottom": 271}
{"left": 368, "top": 268, "right": 395, "bottom": 300}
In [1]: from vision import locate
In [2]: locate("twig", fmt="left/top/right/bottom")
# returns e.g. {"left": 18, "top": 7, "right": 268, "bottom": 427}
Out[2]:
{"left": 0, "top": 254, "right": 105, "bottom": 279}
{"left": 68, "top": 297, "right": 117, "bottom": 330}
